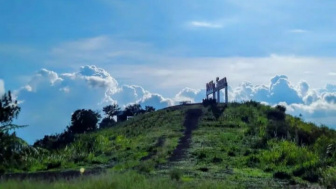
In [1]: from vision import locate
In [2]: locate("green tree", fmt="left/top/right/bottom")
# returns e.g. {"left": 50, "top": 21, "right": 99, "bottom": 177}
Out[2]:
{"left": 100, "top": 104, "right": 120, "bottom": 129}
{"left": 0, "top": 91, "right": 22, "bottom": 132}
{"left": 67, "top": 109, "right": 101, "bottom": 134}
{"left": 0, "top": 91, "right": 30, "bottom": 173}
{"left": 102, "top": 104, "right": 120, "bottom": 118}
{"left": 124, "top": 104, "right": 142, "bottom": 116}
{"left": 145, "top": 106, "right": 155, "bottom": 113}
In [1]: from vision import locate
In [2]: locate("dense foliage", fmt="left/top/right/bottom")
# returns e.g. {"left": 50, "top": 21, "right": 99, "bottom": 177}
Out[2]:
{"left": 0, "top": 91, "right": 34, "bottom": 173}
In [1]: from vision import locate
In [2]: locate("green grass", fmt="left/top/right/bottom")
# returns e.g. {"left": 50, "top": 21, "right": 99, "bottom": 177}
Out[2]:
{"left": 0, "top": 170, "right": 242, "bottom": 189}
{"left": 12, "top": 108, "right": 185, "bottom": 173}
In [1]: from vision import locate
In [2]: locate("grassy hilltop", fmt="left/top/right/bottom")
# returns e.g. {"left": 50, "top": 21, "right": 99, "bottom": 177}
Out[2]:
{"left": 1, "top": 101, "right": 336, "bottom": 188}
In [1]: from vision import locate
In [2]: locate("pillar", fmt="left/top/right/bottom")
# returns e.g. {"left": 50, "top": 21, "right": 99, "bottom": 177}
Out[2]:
{"left": 225, "top": 86, "right": 228, "bottom": 104}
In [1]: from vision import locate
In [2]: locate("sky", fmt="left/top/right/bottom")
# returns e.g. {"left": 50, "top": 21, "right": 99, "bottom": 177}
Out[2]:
{"left": 0, "top": 0, "right": 335, "bottom": 144}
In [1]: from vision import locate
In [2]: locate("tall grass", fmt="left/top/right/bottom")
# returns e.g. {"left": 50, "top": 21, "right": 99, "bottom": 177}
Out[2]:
{"left": 0, "top": 171, "right": 240, "bottom": 189}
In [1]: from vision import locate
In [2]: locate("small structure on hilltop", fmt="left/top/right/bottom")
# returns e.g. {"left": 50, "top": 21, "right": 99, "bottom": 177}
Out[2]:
{"left": 205, "top": 77, "right": 228, "bottom": 104}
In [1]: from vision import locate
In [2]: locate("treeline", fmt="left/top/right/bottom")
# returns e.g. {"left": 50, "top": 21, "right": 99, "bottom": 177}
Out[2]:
{"left": 33, "top": 104, "right": 155, "bottom": 150}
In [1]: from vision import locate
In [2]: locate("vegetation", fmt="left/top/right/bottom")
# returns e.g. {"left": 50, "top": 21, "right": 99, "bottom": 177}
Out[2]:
{"left": 1, "top": 97, "right": 336, "bottom": 188}
{"left": 0, "top": 170, "right": 239, "bottom": 189}
{"left": 0, "top": 91, "right": 34, "bottom": 174}
{"left": 99, "top": 104, "right": 120, "bottom": 129}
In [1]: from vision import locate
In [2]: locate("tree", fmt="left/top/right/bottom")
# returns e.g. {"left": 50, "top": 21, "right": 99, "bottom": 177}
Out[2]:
{"left": 99, "top": 104, "right": 120, "bottom": 129}
{"left": 67, "top": 109, "right": 101, "bottom": 134}
{"left": 0, "top": 91, "right": 22, "bottom": 132}
{"left": 102, "top": 104, "right": 120, "bottom": 118}
{"left": 0, "top": 91, "right": 31, "bottom": 173}
{"left": 145, "top": 106, "right": 155, "bottom": 113}
{"left": 99, "top": 117, "right": 116, "bottom": 129}
{"left": 124, "top": 104, "right": 142, "bottom": 116}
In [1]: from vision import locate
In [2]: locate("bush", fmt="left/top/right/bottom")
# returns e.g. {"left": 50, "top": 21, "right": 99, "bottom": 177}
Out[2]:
{"left": 246, "top": 155, "right": 260, "bottom": 167}
{"left": 170, "top": 168, "right": 182, "bottom": 181}
{"left": 212, "top": 157, "right": 223, "bottom": 163}
{"left": 260, "top": 140, "right": 319, "bottom": 168}
{"left": 273, "top": 171, "right": 291, "bottom": 180}
{"left": 321, "top": 167, "right": 336, "bottom": 187}
{"left": 137, "top": 160, "right": 155, "bottom": 173}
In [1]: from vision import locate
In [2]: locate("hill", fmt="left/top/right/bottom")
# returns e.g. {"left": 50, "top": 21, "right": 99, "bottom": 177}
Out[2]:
{"left": 1, "top": 101, "right": 336, "bottom": 188}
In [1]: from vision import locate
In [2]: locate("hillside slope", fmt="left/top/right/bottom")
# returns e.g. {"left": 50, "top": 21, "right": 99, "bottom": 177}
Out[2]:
{"left": 2, "top": 102, "right": 336, "bottom": 188}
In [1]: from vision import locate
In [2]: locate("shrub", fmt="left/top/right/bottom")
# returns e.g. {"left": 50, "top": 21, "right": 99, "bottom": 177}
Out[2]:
{"left": 321, "top": 167, "right": 336, "bottom": 187}
{"left": 246, "top": 155, "right": 260, "bottom": 167}
{"left": 212, "top": 157, "right": 223, "bottom": 163}
{"left": 273, "top": 171, "right": 291, "bottom": 180}
{"left": 137, "top": 160, "right": 155, "bottom": 173}
{"left": 170, "top": 168, "right": 182, "bottom": 181}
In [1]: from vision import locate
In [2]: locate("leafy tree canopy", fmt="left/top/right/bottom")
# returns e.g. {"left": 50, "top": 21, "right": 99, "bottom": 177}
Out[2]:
{"left": 67, "top": 109, "right": 101, "bottom": 134}
{"left": 0, "top": 91, "right": 21, "bottom": 132}
{"left": 102, "top": 104, "right": 120, "bottom": 118}
{"left": 124, "top": 104, "right": 142, "bottom": 116}
{"left": 145, "top": 106, "right": 155, "bottom": 113}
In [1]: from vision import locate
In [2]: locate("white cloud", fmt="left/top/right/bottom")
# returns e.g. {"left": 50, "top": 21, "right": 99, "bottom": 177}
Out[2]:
{"left": 174, "top": 87, "right": 204, "bottom": 102}
{"left": 15, "top": 66, "right": 120, "bottom": 143}
{"left": 189, "top": 21, "right": 222, "bottom": 28}
{"left": 328, "top": 72, "right": 336, "bottom": 76}
{"left": 284, "top": 100, "right": 336, "bottom": 128}
{"left": 298, "top": 81, "right": 309, "bottom": 97}
{"left": 79, "top": 65, "right": 118, "bottom": 91}
{"left": 12, "top": 65, "right": 336, "bottom": 143}
{"left": 111, "top": 85, "right": 148, "bottom": 106}
{"left": 322, "top": 92, "right": 336, "bottom": 104}
{"left": 137, "top": 93, "right": 173, "bottom": 109}
{"left": 176, "top": 74, "right": 335, "bottom": 129}
{"left": 269, "top": 75, "right": 302, "bottom": 104}
{"left": 14, "top": 65, "right": 175, "bottom": 143}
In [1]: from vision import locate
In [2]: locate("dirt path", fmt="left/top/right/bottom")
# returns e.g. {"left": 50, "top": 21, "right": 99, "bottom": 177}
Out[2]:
{"left": 169, "top": 109, "right": 202, "bottom": 162}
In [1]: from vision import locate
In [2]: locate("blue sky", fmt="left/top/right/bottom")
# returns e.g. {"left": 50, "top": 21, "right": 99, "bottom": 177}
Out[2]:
{"left": 0, "top": 0, "right": 336, "bottom": 143}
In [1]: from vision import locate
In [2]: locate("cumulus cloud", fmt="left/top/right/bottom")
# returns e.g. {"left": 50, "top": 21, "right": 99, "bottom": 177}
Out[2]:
{"left": 269, "top": 75, "right": 302, "bottom": 104}
{"left": 0, "top": 79, "right": 4, "bottom": 95}
{"left": 323, "top": 93, "right": 336, "bottom": 104}
{"left": 174, "top": 87, "right": 205, "bottom": 102}
{"left": 231, "top": 75, "right": 303, "bottom": 104}
{"left": 12, "top": 66, "right": 336, "bottom": 143}
{"left": 78, "top": 65, "right": 118, "bottom": 91}
{"left": 111, "top": 85, "right": 147, "bottom": 106}
{"left": 174, "top": 75, "right": 335, "bottom": 129}
{"left": 14, "top": 65, "right": 176, "bottom": 143}
{"left": 27, "top": 69, "right": 63, "bottom": 91}
{"left": 325, "top": 84, "right": 336, "bottom": 92}
{"left": 137, "top": 93, "right": 173, "bottom": 109}
{"left": 298, "top": 81, "right": 309, "bottom": 97}
{"left": 15, "top": 66, "right": 120, "bottom": 143}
